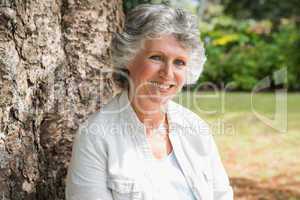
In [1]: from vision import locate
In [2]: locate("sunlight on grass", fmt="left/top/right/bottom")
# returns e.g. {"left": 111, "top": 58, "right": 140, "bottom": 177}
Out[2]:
{"left": 174, "top": 91, "right": 300, "bottom": 189}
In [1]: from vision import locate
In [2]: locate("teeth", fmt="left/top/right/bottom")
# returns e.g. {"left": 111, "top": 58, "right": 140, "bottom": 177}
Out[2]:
{"left": 149, "top": 81, "right": 173, "bottom": 89}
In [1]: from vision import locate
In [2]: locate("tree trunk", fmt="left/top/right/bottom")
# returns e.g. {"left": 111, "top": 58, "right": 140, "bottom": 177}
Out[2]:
{"left": 0, "top": 0, "right": 123, "bottom": 199}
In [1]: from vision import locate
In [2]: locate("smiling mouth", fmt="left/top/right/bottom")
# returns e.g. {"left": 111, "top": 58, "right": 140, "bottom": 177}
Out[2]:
{"left": 148, "top": 81, "right": 176, "bottom": 90}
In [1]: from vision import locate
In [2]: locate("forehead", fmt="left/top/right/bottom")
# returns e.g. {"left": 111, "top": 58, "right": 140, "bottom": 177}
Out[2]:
{"left": 141, "top": 35, "right": 189, "bottom": 58}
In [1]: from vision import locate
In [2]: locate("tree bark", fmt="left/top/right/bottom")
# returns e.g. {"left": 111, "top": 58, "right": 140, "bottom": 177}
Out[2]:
{"left": 0, "top": 0, "right": 123, "bottom": 199}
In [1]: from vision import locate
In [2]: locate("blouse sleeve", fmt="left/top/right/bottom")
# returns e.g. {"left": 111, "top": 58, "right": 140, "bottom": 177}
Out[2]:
{"left": 65, "top": 124, "right": 113, "bottom": 200}
{"left": 209, "top": 134, "right": 234, "bottom": 200}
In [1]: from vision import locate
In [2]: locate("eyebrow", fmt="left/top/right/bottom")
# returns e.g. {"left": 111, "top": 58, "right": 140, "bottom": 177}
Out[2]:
{"left": 147, "top": 50, "right": 188, "bottom": 60}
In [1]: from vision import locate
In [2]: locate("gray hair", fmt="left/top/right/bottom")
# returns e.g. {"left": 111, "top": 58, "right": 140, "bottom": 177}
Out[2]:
{"left": 111, "top": 3, "right": 206, "bottom": 86}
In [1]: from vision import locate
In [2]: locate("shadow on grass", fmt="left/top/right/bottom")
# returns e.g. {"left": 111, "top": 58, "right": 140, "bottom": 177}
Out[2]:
{"left": 231, "top": 177, "right": 300, "bottom": 200}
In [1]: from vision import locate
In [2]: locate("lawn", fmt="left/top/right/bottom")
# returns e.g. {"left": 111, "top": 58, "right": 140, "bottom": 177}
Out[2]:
{"left": 174, "top": 91, "right": 300, "bottom": 200}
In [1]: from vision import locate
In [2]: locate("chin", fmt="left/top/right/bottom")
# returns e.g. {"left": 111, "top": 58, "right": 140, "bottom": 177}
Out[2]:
{"left": 148, "top": 93, "right": 174, "bottom": 106}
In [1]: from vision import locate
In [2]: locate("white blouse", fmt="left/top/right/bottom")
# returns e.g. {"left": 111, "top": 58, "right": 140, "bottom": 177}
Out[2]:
{"left": 66, "top": 90, "right": 234, "bottom": 200}
{"left": 151, "top": 150, "right": 197, "bottom": 200}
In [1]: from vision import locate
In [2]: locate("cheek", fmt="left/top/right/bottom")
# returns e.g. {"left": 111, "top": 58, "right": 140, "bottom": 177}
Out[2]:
{"left": 131, "top": 63, "right": 160, "bottom": 83}
{"left": 175, "top": 70, "right": 186, "bottom": 86}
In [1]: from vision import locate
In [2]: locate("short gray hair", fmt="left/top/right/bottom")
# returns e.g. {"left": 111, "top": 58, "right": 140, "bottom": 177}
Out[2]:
{"left": 111, "top": 3, "right": 206, "bottom": 86}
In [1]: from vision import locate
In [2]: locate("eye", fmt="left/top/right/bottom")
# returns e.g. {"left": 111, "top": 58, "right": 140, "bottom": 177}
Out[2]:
{"left": 174, "top": 59, "right": 186, "bottom": 67}
{"left": 149, "top": 55, "right": 163, "bottom": 61}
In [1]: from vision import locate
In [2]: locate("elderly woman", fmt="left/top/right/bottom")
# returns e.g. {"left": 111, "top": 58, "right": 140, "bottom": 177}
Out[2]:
{"left": 66, "top": 4, "right": 233, "bottom": 200}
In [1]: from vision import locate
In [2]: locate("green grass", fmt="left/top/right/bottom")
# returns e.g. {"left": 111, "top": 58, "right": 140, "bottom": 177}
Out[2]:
{"left": 174, "top": 92, "right": 300, "bottom": 192}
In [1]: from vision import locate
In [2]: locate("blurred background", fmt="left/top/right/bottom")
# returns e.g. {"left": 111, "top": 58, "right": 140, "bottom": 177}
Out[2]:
{"left": 125, "top": 1, "right": 300, "bottom": 199}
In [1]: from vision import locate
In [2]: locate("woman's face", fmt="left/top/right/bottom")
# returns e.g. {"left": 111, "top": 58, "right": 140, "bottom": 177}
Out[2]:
{"left": 127, "top": 35, "right": 189, "bottom": 110}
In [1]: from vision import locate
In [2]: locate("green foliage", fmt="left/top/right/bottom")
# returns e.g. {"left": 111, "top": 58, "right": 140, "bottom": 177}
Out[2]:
{"left": 221, "top": 0, "right": 300, "bottom": 21}
{"left": 198, "top": 4, "right": 300, "bottom": 91}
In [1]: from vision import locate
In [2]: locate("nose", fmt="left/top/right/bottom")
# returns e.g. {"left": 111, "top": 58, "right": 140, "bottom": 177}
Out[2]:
{"left": 160, "top": 61, "right": 174, "bottom": 79}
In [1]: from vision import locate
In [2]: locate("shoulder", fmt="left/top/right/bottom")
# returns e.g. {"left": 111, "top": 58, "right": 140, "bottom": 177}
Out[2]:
{"left": 168, "top": 100, "right": 212, "bottom": 154}
{"left": 168, "top": 100, "right": 209, "bottom": 132}
{"left": 78, "top": 93, "right": 123, "bottom": 139}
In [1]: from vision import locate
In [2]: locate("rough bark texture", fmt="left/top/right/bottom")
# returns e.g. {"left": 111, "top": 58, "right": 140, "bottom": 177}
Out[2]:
{"left": 0, "top": 0, "right": 124, "bottom": 199}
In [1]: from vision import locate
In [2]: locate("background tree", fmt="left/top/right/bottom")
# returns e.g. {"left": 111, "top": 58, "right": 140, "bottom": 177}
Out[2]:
{"left": 0, "top": 0, "right": 123, "bottom": 199}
